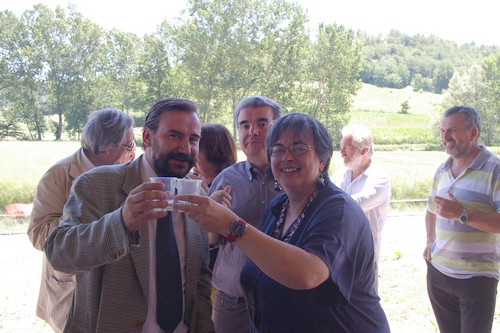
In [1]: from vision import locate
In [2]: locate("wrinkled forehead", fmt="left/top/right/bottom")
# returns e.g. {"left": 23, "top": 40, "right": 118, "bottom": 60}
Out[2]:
{"left": 440, "top": 113, "right": 466, "bottom": 129}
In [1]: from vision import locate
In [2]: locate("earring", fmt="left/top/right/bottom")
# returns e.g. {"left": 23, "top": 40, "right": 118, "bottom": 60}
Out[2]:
{"left": 274, "top": 178, "right": 283, "bottom": 192}
{"left": 317, "top": 174, "right": 325, "bottom": 188}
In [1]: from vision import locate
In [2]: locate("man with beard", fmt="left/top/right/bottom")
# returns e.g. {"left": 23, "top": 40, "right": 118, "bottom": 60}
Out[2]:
{"left": 208, "top": 96, "right": 283, "bottom": 333}
{"left": 424, "top": 106, "right": 500, "bottom": 333}
{"left": 331, "top": 124, "right": 390, "bottom": 293}
{"left": 44, "top": 98, "right": 214, "bottom": 333}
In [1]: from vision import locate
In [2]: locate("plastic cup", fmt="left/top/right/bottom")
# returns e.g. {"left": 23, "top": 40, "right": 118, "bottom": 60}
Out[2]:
{"left": 150, "top": 177, "right": 177, "bottom": 211}
{"left": 175, "top": 179, "right": 202, "bottom": 207}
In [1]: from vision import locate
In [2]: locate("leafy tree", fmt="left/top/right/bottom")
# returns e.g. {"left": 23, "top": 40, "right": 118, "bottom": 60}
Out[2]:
{"left": 174, "top": 0, "right": 309, "bottom": 128}
{"left": 433, "top": 60, "right": 454, "bottom": 93}
{"left": 174, "top": 0, "right": 242, "bottom": 123}
{"left": 482, "top": 54, "right": 500, "bottom": 145}
{"left": 0, "top": 10, "right": 47, "bottom": 139}
{"left": 28, "top": 4, "right": 106, "bottom": 139}
{"left": 251, "top": 0, "right": 308, "bottom": 110}
{"left": 135, "top": 22, "right": 179, "bottom": 112}
{"left": 441, "top": 63, "right": 493, "bottom": 144}
{"left": 412, "top": 74, "right": 433, "bottom": 92}
{"left": 300, "top": 23, "right": 362, "bottom": 141}
{"left": 400, "top": 100, "right": 410, "bottom": 114}
{"left": 102, "top": 29, "right": 143, "bottom": 113}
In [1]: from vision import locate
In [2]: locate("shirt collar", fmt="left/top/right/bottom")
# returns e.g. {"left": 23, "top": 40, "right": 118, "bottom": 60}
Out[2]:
{"left": 244, "top": 159, "right": 273, "bottom": 182}
{"left": 140, "top": 154, "right": 157, "bottom": 183}
{"left": 79, "top": 147, "right": 96, "bottom": 169}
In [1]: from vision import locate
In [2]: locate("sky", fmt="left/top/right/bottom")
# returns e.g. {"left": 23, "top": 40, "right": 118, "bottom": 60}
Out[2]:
{"left": 3, "top": 0, "right": 500, "bottom": 47}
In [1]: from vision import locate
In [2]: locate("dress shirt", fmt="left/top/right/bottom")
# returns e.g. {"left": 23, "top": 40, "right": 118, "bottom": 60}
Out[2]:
{"left": 332, "top": 165, "right": 390, "bottom": 263}
{"left": 140, "top": 156, "right": 188, "bottom": 333}
{"left": 208, "top": 160, "right": 280, "bottom": 297}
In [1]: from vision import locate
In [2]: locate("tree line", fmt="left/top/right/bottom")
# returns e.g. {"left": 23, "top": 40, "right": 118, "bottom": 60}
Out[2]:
{"left": 0, "top": 0, "right": 361, "bottom": 142}
{"left": 359, "top": 29, "right": 500, "bottom": 94}
{"left": 2, "top": 0, "right": 500, "bottom": 145}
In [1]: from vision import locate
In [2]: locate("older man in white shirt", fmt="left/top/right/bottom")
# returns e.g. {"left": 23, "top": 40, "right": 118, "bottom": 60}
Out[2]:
{"left": 332, "top": 124, "right": 391, "bottom": 293}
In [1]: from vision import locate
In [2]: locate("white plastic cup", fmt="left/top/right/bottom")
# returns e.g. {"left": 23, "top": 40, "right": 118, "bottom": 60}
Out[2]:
{"left": 150, "top": 177, "right": 177, "bottom": 211}
{"left": 175, "top": 179, "right": 202, "bottom": 207}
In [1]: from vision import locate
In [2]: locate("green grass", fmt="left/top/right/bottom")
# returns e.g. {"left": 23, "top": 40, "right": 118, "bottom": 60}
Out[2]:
{"left": 353, "top": 84, "right": 444, "bottom": 115}
{"left": 350, "top": 110, "right": 439, "bottom": 129}
{"left": 0, "top": 141, "right": 80, "bottom": 207}
{"left": 348, "top": 83, "right": 444, "bottom": 150}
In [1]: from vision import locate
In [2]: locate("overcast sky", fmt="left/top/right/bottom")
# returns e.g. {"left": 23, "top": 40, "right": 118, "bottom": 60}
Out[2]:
{"left": 3, "top": 0, "right": 499, "bottom": 46}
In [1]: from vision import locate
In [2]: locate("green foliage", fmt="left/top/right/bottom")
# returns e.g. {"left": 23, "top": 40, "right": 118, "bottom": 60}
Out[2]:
{"left": 359, "top": 29, "right": 500, "bottom": 93}
{"left": 0, "top": 178, "right": 36, "bottom": 207}
{"left": 400, "top": 100, "right": 410, "bottom": 114}
{"left": 371, "top": 128, "right": 440, "bottom": 145}
{"left": 2, "top": 2, "right": 500, "bottom": 143}
{"left": 482, "top": 54, "right": 500, "bottom": 145}
{"left": 298, "top": 23, "right": 362, "bottom": 141}
{"left": 440, "top": 62, "right": 500, "bottom": 145}
{"left": 0, "top": 141, "right": 80, "bottom": 208}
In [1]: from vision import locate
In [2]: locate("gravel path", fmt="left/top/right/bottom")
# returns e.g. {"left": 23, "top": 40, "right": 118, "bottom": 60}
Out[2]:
{"left": 1, "top": 213, "right": 500, "bottom": 332}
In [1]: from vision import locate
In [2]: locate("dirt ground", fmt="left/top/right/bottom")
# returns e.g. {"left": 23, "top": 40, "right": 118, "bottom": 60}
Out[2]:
{"left": 1, "top": 212, "right": 500, "bottom": 333}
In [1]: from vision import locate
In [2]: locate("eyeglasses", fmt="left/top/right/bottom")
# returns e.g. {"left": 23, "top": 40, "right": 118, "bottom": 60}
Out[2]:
{"left": 269, "top": 143, "right": 315, "bottom": 157}
{"left": 123, "top": 141, "right": 135, "bottom": 151}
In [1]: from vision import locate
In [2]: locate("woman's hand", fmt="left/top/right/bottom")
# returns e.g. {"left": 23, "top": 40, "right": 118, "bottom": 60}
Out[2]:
{"left": 210, "top": 185, "right": 232, "bottom": 208}
{"left": 174, "top": 194, "right": 238, "bottom": 236}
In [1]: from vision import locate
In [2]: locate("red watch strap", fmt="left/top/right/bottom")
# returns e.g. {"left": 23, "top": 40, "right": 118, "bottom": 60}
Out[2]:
{"left": 227, "top": 218, "right": 247, "bottom": 243}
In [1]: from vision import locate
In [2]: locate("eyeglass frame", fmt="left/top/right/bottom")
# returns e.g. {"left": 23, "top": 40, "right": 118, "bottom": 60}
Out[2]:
{"left": 122, "top": 141, "right": 136, "bottom": 151}
{"left": 268, "top": 143, "right": 315, "bottom": 157}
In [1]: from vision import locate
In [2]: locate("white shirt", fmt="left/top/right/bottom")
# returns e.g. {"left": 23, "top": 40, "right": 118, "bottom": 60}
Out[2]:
{"left": 332, "top": 165, "right": 391, "bottom": 263}
{"left": 139, "top": 156, "right": 189, "bottom": 333}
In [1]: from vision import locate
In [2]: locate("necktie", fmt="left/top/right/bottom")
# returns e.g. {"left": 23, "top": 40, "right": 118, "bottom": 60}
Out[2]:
{"left": 156, "top": 212, "right": 183, "bottom": 332}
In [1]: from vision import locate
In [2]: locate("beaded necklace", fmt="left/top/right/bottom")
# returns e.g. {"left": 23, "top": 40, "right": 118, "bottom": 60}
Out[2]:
{"left": 272, "top": 190, "right": 318, "bottom": 242}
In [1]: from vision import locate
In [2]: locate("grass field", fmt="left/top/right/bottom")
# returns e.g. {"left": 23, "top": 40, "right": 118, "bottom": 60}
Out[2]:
{"left": 0, "top": 141, "right": 445, "bottom": 232}
{"left": 353, "top": 83, "right": 444, "bottom": 115}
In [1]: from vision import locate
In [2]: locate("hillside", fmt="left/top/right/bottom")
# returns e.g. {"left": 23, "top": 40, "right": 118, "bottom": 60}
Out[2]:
{"left": 348, "top": 84, "right": 444, "bottom": 147}
{"left": 353, "top": 83, "right": 444, "bottom": 115}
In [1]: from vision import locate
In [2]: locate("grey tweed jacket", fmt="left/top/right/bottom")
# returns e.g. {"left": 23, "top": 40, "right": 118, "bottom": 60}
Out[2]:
{"left": 44, "top": 155, "right": 214, "bottom": 333}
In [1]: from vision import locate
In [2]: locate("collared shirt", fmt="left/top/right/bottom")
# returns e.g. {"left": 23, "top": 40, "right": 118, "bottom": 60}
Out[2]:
{"left": 332, "top": 165, "right": 390, "bottom": 263}
{"left": 208, "top": 160, "right": 280, "bottom": 297}
{"left": 140, "top": 156, "right": 188, "bottom": 333}
{"left": 426, "top": 145, "right": 500, "bottom": 279}
{"left": 79, "top": 148, "right": 96, "bottom": 170}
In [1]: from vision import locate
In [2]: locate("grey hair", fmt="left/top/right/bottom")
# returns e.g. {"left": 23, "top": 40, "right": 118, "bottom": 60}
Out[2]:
{"left": 341, "top": 124, "right": 374, "bottom": 157}
{"left": 81, "top": 108, "right": 134, "bottom": 155}
{"left": 443, "top": 106, "right": 481, "bottom": 136}
{"left": 233, "top": 96, "right": 283, "bottom": 125}
{"left": 266, "top": 113, "right": 333, "bottom": 178}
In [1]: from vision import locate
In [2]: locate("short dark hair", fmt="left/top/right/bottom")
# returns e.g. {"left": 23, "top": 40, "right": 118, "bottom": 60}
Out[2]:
{"left": 443, "top": 106, "right": 481, "bottom": 136}
{"left": 143, "top": 98, "right": 198, "bottom": 148}
{"left": 144, "top": 98, "right": 198, "bottom": 132}
{"left": 233, "top": 96, "right": 283, "bottom": 125}
{"left": 81, "top": 108, "right": 134, "bottom": 154}
{"left": 266, "top": 113, "right": 333, "bottom": 178}
{"left": 200, "top": 123, "right": 238, "bottom": 173}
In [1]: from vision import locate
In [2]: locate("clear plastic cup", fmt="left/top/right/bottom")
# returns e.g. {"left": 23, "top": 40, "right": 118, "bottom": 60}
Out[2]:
{"left": 149, "top": 177, "right": 177, "bottom": 211}
{"left": 175, "top": 179, "right": 202, "bottom": 207}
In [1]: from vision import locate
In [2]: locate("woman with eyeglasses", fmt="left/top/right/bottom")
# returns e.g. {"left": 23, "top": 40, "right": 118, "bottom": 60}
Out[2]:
{"left": 175, "top": 113, "right": 390, "bottom": 332}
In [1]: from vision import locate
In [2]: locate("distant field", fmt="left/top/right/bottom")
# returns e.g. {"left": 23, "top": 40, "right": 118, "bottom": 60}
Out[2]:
{"left": 349, "top": 84, "right": 445, "bottom": 148}
{"left": 0, "top": 141, "right": 447, "bottom": 211}
{"left": 353, "top": 83, "right": 444, "bottom": 115}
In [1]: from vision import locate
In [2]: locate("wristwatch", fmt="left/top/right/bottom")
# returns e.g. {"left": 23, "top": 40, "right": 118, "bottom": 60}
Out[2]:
{"left": 459, "top": 209, "right": 469, "bottom": 224}
{"left": 227, "top": 218, "right": 248, "bottom": 242}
